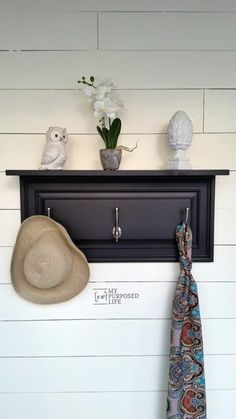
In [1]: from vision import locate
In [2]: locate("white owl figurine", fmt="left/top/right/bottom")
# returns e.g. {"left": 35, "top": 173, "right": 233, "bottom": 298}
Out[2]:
{"left": 167, "top": 111, "right": 193, "bottom": 170}
{"left": 40, "top": 127, "right": 68, "bottom": 170}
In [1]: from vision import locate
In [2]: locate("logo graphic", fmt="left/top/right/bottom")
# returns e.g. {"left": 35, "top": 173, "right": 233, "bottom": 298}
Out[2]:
{"left": 93, "top": 288, "right": 139, "bottom": 305}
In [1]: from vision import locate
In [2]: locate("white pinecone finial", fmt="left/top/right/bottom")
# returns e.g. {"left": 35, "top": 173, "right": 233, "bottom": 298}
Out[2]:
{"left": 167, "top": 111, "right": 193, "bottom": 169}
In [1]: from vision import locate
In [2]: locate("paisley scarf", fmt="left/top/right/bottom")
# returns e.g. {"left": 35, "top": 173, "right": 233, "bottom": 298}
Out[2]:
{"left": 166, "top": 222, "right": 207, "bottom": 419}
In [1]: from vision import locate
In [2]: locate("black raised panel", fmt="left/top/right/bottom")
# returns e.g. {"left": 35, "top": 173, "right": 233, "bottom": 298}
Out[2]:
{"left": 37, "top": 184, "right": 204, "bottom": 261}
{"left": 6, "top": 170, "right": 230, "bottom": 262}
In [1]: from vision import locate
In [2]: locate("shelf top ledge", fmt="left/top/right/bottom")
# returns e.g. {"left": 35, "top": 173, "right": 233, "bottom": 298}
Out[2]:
{"left": 5, "top": 169, "right": 230, "bottom": 177}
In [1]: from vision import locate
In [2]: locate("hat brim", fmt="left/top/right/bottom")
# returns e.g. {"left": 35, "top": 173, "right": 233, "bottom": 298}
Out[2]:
{"left": 11, "top": 216, "right": 90, "bottom": 304}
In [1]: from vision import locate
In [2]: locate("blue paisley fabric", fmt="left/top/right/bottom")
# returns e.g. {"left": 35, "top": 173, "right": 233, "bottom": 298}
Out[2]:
{"left": 166, "top": 222, "right": 207, "bottom": 419}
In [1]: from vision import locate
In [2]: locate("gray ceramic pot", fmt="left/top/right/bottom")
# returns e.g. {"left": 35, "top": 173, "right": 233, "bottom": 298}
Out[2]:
{"left": 100, "top": 149, "right": 122, "bottom": 170}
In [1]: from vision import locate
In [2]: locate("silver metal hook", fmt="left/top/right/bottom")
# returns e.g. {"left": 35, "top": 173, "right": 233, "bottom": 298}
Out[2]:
{"left": 112, "top": 207, "right": 122, "bottom": 243}
{"left": 185, "top": 207, "right": 189, "bottom": 224}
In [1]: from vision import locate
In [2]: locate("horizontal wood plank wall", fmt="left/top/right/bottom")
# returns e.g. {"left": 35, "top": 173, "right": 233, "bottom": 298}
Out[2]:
{"left": 0, "top": 1, "right": 235, "bottom": 418}
{"left": 0, "top": 391, "right": 235, "bottom": 419}
{"left": 99, "top": 13, "right": 236, "bottom": 50}
{"left": 1, "top": 51, "right": 236, "bottom": 89}
{"left": 0, "top": 319, "right": 235, "bottom": 356}
{"left": 1, "top": 355, "right": 236, "bottom": 391}
{"left": 3, "top": 0, "right": 236, "bottom": 13}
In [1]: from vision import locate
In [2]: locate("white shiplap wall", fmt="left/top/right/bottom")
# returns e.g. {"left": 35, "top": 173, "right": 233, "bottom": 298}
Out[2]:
{"left": 0, "top": 1, "right": 236, "bottom": 418}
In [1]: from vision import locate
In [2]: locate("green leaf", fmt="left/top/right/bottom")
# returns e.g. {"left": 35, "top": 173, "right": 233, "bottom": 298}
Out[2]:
{"left": 108, "top": 118, "right": 121, "bottom": 149}
{"left": 102, "top": 127, "right": 109, "bottom": 139}
{"left": 102, "top": 127, "right": 109, "bottom": 148}
{"left": 97, "top": 125, "right": 108, "bottom": 147}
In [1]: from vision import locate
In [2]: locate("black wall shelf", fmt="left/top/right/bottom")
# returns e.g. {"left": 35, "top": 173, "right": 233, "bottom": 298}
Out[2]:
{"left": 6, "top": 170, "right": 229, "bottom": 263}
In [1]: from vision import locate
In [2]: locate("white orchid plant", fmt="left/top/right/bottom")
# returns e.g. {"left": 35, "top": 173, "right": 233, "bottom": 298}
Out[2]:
{"left": 78, "top": 76, "right": 137, "bottom": 151}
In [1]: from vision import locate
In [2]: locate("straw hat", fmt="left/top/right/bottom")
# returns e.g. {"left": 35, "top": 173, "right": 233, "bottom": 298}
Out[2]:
{"left": 11, "top": 215, "right": 90, "bottom": 304}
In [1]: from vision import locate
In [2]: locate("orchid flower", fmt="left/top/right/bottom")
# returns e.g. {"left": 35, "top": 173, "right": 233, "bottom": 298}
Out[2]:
{"left": 94, "top": 97, "right": 119, "bottom": 120}
{"left": 78, "top": 76, "right": 135, "bottom": 151}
